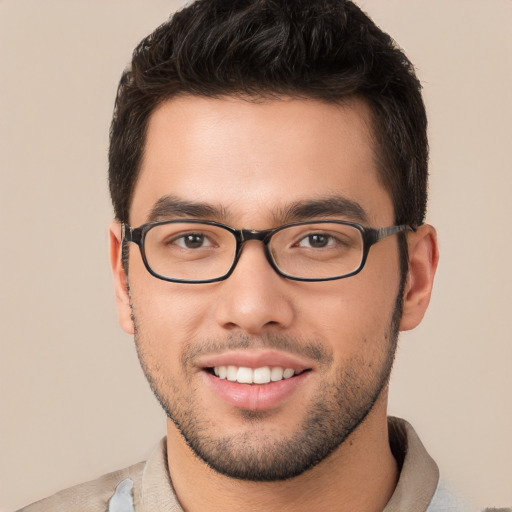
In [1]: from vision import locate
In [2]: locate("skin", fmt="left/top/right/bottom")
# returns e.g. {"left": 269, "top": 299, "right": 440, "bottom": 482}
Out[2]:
{"left": 110, "top": 96, "right": 438, "bottom": 512}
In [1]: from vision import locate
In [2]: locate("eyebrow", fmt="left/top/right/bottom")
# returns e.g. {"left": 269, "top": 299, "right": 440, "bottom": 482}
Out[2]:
{"left": 147, "top": 195, "right": 229, "bottom": 222}
{"left": 146, "top": 194, "right": 368, "bottom": 225}
{"left": 278, "top": 196, "right": 369, "bottom": 224}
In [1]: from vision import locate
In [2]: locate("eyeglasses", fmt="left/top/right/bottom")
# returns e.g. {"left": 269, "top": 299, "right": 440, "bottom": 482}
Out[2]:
{"left": 122, "top": 220, "right": 414, "bottom": 284}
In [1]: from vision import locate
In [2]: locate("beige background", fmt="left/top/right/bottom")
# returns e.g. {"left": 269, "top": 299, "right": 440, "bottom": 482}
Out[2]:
{"left": 1, "top": 1, "right": 511, "bottom": 510}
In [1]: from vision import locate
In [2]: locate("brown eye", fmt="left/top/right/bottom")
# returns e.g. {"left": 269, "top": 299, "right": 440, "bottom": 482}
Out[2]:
{"left": 173, "top": 233, "right": 211, "bottom": 249}
{"left": 297, "top": 233, "right": 334, "bottom": 248}
{"left": 307, "top": 234, "right": 329, "bottom": 248}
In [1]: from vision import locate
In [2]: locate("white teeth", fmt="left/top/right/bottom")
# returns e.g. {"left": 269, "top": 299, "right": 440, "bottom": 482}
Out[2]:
{"left": 213, "top": 365, "right": 297, "bottom": 384}
{"left": 236, "top": 367, "right": 253, "bottom": 384}
{"left": 253, "top": 366, "right": 271, "bottom": 384}
{"left": 283, "top": 368, "right": 295, "bottom": 379}
{"left": 226, "top": 365, "right": 238, "bottom": 382}
{"left": 270, "top": 367, "right": 284, "bottom": 381}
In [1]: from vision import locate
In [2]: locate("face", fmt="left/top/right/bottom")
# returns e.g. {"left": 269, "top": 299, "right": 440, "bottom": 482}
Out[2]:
{"left": 113, "top": 96, "right": 405, "bottom": 481}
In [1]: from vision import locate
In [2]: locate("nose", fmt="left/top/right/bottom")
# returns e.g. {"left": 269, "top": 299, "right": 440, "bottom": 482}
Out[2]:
{"left": 213, "top": 241, "right": 295, "bottom": 335}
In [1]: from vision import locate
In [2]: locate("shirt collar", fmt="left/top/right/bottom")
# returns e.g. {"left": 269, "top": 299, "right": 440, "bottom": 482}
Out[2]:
{"left": 383, "top": 417, "right": 439, "bottom": 512}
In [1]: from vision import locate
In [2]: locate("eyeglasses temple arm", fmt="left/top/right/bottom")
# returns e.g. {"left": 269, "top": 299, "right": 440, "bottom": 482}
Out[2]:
{"left": 374, "top": 224, "right": 417, "bottom": 241}
{"left": 122, "top": 224, "right": 143, "bottom": 244}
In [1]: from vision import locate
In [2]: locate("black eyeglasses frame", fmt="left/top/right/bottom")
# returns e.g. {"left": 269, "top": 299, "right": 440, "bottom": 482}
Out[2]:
{"left": 122, "top": 219, "right": 416, "bottom": 284}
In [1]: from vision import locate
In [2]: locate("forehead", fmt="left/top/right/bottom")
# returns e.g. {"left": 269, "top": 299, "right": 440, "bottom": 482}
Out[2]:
{"left": 131, "top": 95, "right": 393, "bottom": 227}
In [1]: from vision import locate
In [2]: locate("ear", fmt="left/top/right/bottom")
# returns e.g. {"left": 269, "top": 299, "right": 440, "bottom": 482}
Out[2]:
{"left": 109, "top": 220, "right": 134, "bottom": 335}
{"left": 400, "top": 224, "right": 439, "bottom": 331}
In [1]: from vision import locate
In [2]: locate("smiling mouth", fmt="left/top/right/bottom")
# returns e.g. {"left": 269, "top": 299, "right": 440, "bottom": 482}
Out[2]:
{"left": 206, "top": 365, "right": 309, "bottom": 384}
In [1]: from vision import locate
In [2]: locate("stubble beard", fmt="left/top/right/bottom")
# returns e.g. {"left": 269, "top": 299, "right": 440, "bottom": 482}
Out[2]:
{"left": 131, "top": 290, "right": 403, "bottom": 482}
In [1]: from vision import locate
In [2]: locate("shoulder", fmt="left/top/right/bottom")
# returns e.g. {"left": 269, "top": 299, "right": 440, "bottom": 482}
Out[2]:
{"left": 16, "top": 462, "right": 145, "bottom": 512}
{"left": 427, "top": 479, "right": 511, "bottom": 512}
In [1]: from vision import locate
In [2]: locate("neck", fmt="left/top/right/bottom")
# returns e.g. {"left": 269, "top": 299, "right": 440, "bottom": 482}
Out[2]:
{"left": 166, "top": 397, "right": 398, "bottom": 512}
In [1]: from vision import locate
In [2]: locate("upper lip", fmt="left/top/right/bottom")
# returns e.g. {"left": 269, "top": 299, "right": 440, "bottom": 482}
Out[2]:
{"left": 197, "top": 350, "right": 314, "bottom": 372}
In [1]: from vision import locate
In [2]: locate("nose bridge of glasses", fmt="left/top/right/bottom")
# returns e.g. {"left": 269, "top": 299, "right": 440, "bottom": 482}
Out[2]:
{"left": 239, "top": 228, "right": 274, "bottom": 244}
{"left": 234, "top": 228, "right": 277, "bottom": 273}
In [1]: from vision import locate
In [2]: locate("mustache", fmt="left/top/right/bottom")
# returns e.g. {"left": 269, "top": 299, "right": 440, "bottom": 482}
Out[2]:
{"left": 181, "top": 333, "right": 333, "bottom": 369}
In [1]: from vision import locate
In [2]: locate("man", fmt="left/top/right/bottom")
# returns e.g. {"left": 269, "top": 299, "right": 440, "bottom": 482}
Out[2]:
{"left": 17, "top": 0, "right": 502, "bottom": 511}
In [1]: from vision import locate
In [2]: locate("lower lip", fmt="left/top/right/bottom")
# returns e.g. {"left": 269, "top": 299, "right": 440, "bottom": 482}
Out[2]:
{"left": 203, "top": 371, "right": 310, "bottom": 411}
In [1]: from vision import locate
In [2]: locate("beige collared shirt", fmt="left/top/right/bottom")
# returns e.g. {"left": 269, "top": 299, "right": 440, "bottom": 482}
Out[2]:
{"left": 18, "top": 417, "right": 493, "bottom": 512}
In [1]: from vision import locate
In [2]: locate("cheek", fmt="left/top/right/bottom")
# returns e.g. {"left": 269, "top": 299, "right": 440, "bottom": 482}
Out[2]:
{"left": 128, "top": 271, "right": 214, "bottom": 362}
{"left": 299, "top": 267, "right": 400, "bottom": 359}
